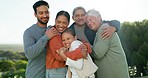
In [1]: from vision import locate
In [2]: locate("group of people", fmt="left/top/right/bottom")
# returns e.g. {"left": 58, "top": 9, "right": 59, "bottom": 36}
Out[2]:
{"left": 23, "top": 0, "right": 130, "bottom": 78}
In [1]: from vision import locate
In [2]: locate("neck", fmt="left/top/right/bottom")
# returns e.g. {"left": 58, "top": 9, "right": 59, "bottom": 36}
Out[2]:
{"left": 76, "top": 24, "right": 85, "bottom": 28}
{"left": 37, "top": 22, "right": 47, "bottom": 27}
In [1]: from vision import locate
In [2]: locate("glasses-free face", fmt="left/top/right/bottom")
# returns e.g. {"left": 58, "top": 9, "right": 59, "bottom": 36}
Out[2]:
{"left": 86, "top": 15, "right": 100, "bottom": 31}
{"left": 55, "top": 15, "right": 69, "bottom": 33}
{"left": 62, "top": 32, "right": 76, "bottom": 49}
{"left": 35, "top": 5, "right": 50, "bottom": 25}
{"left": 73, "top": 9, "right": 86, "bottom": 26}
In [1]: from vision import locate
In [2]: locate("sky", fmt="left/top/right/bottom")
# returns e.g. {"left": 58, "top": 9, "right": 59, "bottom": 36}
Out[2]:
{"left": 0, "top": 0, "right": 148, "bottom": 44}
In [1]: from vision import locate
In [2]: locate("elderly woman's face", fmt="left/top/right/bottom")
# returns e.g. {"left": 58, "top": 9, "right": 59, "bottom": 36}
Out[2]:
{"left": 86, "top": 15, "right": 100, "bottom": 31}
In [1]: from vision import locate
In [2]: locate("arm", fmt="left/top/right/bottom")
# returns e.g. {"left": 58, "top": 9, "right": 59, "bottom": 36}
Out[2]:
{"left": 57, "top": 49, "right": 83, "bottom": 70}
{"left": 101, "top": 20, "right": 120, "bottom": 39}
{"left": 23, "top": 27, "right": 57, "bottom": 60}
{"left": 49, "top": 35, "right": 66, "bottom": 61}
{"left": 91, "top": 25, "right": 111, "bottom": 60}
{"left": 23, "top": 30, "right": 49, "bottom": 60}
{"left": 103, "top": 20, "right": 120, "bottom": 32}
{"left": 65, "top": 43, "right": 92, "bottom": 60}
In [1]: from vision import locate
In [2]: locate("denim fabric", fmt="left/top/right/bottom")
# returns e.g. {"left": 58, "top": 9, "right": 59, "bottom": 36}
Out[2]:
{"left": 46, "top": 67, "right": 67, "bottom": 78}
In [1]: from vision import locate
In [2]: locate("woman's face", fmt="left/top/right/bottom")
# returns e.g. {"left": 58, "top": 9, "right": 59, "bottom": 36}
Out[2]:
{"left": 55, "top": 15, "right": 69, "bottom": 33}
{"left": 62, "top": 32, "right": 76, "bottom": 49}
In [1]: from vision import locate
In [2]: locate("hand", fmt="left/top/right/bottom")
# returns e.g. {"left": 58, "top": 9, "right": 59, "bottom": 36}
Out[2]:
{"left": 57, "top": 47, "right": 67, "bottom": 54}
{"left": 81, "top": 37, "right": 88, "bottom": 43}
{"left": 79, "top": 44, "right": 88, "bottom": 58}
{"left": 101, "top": 26, "right": 116, "bottom": 39}
{"left": 45, "top": 27, "right": 59, "bottom": 39}
{"left": 56, "top": 47, "right": 67, "bottom": 61}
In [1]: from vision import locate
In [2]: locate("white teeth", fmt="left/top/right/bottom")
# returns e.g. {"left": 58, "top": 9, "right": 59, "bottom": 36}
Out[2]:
{"left": 59, "top": 28, "right": 63, "bottom": 30}
{"left": 66, "top": 44, "right": 69, "bottom": 46}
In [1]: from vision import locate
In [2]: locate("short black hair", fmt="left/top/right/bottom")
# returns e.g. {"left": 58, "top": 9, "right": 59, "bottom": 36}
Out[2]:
{"left": 33, "top": 0, "right": 49, "bottom": 13}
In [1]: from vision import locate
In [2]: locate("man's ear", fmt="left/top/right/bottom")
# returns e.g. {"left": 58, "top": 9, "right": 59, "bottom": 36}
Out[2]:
{"left": 72, "top": 16, "right": 74, "bottom": 20}
{"left": 34, "top": 13, "right": 37, "bottom": 17}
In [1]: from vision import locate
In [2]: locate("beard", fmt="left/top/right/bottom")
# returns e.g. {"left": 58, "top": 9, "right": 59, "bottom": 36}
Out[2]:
{"left": 37, "top": 18, "right": 49, "bottom": 24}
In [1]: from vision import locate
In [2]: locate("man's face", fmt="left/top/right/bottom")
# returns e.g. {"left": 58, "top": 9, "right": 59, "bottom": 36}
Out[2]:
{"left": 73, "top": 9, "right": 86, "bottom": 26}
{"left": 86, "top": 15, "right": 100, "bottom": 31}
{"left": 35, "top": 5, "right": 50, "bottom": 25}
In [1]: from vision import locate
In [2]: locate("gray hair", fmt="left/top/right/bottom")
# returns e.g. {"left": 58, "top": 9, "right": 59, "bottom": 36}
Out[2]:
{"left": 86, "top": 9, "right": 101, "bottom": 18}
{"left": 72, "top": 6, "right": 86, "bottom": 16}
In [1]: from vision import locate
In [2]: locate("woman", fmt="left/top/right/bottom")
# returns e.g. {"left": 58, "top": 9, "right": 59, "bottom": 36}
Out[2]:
{"left": 46, "top": 10, "right": 91, "bottom": 78}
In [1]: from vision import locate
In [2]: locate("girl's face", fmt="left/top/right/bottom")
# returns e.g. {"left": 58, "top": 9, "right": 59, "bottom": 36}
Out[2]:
{"left": 62, "top": 32, "right": 76, "bottom": 49}
{"left": 55, "top": 15, "right": 69, "bottom": 33}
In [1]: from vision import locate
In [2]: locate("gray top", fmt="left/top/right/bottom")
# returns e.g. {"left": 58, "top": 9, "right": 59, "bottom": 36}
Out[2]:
{"left": 23, "top": 24, "right": 49, "bottom": 78}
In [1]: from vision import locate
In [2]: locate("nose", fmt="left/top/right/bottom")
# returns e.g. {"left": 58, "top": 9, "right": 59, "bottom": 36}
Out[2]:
{"left": 43, "top": 12, "right": 48, "bottom": 17}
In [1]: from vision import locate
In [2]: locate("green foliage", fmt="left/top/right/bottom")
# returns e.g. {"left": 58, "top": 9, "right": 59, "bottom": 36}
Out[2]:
{"left": 0, "top": 50, "right": 27, "bottom": 60}
{"left": 0, "top": 60, "right": 27, "bottom": 78}
{"left": 1, "top": 69, "right": 25, "bottom": 78}
{"left": 15, "top": 60, "right": 27, "bottom": 70}
{"left": 0, "top": 60, "right": 15, "bottom": 72}
{"left": 119, "top": 20, "right": 148, "bottom": 77}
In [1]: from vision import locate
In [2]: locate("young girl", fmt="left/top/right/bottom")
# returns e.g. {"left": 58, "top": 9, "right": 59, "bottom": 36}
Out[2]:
{"left": 57, "top": 29, "right": 98, "bottom": 78}
{"left": 46, "top": 10, "right": 91, "bottom": 78}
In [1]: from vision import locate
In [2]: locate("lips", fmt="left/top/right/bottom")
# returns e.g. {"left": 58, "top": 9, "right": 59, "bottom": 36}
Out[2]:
{"left": 64, "top": 43, "right": 70, "bottom": 48}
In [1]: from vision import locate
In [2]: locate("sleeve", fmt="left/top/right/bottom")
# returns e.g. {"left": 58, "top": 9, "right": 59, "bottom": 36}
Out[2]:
{"left": 65, "top": 48, "right": 83, "bottom": 60}
{"left": 66, "top": 58, "right": 83, "bottom": 70}
{"left": 49, "top": 36, "right": 65, "bottom": 61}
{"left": 23, "top": 30, "right": 49, "bottom": 60}
{"left": 92, "top": 27, "right": 111, "bottom": 60}
{"left": 103, "top": 20, "right": 120, "bottom": 32}
{"left": 65, "top": 41, "right": 92, "bottom": 60}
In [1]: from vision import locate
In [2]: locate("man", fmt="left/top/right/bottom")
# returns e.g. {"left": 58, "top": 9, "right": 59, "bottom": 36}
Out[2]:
{"left": 86, "top": 9, "right": 130, "bottom": 78}
{"left": 23, "top": 1, "right": 89, "bottom": 78}
{"left": 23, "top": 1, "right": 58, "bottom": 78}
{"left": 69, "top": 6, "right": 120, "bottom": 45}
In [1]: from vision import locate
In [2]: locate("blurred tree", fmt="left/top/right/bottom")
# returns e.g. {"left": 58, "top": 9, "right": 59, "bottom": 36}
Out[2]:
{"left": 15, "top": 60, "right": 27, "bottom": 70}
{"left": 0, "top": 60, "right": 15, "bottom": 72}
{"left": 119, "top": 20, "right": 148, "bottom": 77}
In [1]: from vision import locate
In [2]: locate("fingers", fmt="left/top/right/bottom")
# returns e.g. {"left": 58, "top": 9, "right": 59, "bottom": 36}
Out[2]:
{"left": 81, "top": 37, "right": 87, "bottom": 43}
{"left": 46, "top": 27, "right": 59, "bottom": 39}
{"left": 79, "top": 44, "right": 87, "bottom": 50}
{"left": 50, "top": 27, "right": 58, "bottom": 34}
{"left": 101, "top": 30, "right": 111, "bottom": 39}
{"left": 56, "top": 50, "right": 60, "bottom": 54}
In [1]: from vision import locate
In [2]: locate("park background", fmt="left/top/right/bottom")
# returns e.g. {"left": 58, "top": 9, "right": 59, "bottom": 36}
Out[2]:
{"left": 0, "top": 0, "right": 148, "bottom": 78}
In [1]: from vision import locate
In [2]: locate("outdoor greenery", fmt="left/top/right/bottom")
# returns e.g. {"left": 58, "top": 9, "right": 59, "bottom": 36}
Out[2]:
{"left": 119, "top": 19, "right": 148, "bottom": 77}
{"left": 0, "top": 50, "right": 27, "bottom": 78}
{"left": 0, "top": 19, "right": 148, "bottom": 78}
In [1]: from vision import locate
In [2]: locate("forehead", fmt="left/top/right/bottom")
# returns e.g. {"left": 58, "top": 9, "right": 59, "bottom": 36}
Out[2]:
{"left": 87, "top": 15, "right": 96, "bottom": 19}
{"left": 36, "top": 5, "right": 48, "bottom": 12}
{"left": 56, "top": 15, "right": 68, "bottom": 22}
{"left": 62, "top": 32, "right": 73, "bottom": 38}
{"left": 74, "top": 9, "right": 85, "bottom": 15}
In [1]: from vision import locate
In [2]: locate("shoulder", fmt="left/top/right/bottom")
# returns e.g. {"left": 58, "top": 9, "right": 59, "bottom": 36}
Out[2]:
{"left": 69, "top": 23, "right": 75, "bottom": 29}
{"left": 71, "top": 40, "right": 82, "bottom": 46}
{"left": 24, "top": 24, "right": 36, "bottom": 33}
